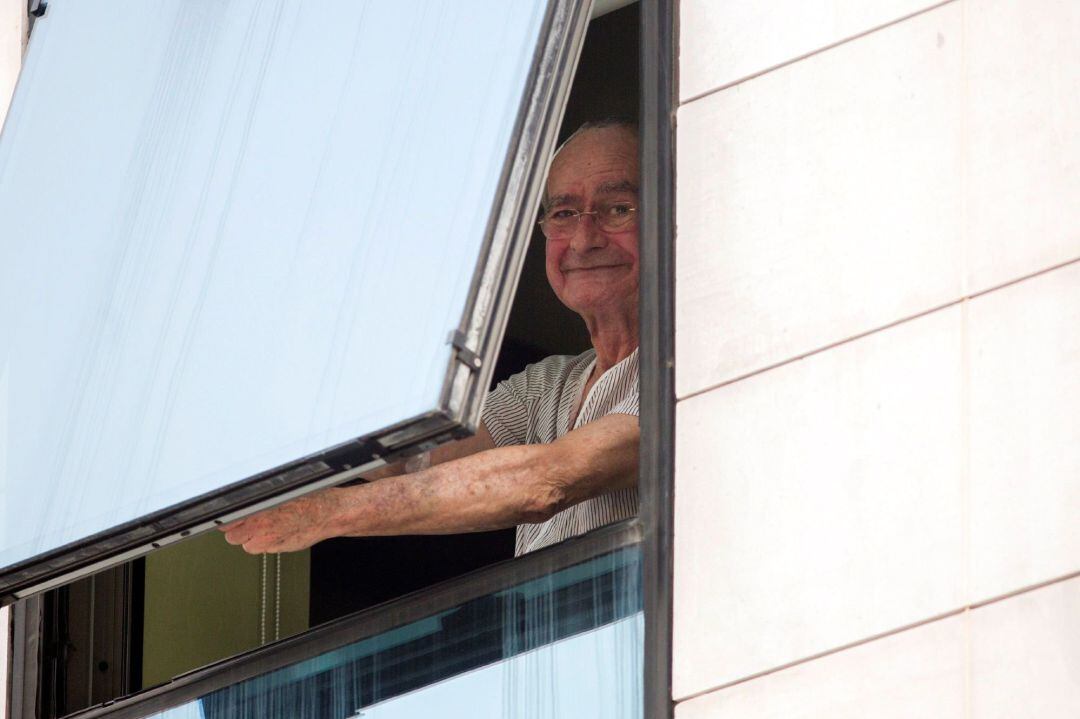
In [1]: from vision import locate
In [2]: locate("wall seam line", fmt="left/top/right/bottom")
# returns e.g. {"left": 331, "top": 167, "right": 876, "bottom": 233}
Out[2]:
{"left": 678, "top": 0, "right": 959, "bottom": 106}
{"left": 676, "top": 253, "right": 1080, "bottom": 404}
{"left": 675, "top": 566, "right": 1080, "bottom": 705}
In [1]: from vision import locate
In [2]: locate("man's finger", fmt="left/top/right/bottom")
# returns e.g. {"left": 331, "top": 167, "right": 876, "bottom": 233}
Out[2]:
{"left": 220, "top": 510, "right": 276, "bottom": 543}
{"left": 218, "top": 516, "right": 249, "bottom": 534}
{"left": 222, "top": 522, "right": 256, "bottom": 546}
{"left": 242, "top": 535, "right": 288, "bottom": 554}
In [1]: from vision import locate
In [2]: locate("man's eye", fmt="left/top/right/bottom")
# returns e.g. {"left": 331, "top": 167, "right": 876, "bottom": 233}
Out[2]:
{"left": 551, "top": 209, "right": 577, "bottom": 220}
{"left": 606, "top": 203, "right": 633, "bottom": 217}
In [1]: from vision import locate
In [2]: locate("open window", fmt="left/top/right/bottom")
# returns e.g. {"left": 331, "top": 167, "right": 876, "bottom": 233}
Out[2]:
{"left": 0, "top": 0, "right": 577, "bottom": 601}
{"left": 2, "top": 1, "right": 675, "bottom": 717}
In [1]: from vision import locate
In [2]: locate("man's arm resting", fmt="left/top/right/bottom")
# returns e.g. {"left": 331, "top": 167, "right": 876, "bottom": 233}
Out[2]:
{"left": 221, "top": 413, "right": 638, "bottom": 554}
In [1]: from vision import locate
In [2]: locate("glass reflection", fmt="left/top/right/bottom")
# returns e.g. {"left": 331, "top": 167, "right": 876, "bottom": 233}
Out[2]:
{"left": 140, "top": 547, "right": 642, "bottom": 719}
{"left": 0, "top": 0, "right": 546, "bottom": 570}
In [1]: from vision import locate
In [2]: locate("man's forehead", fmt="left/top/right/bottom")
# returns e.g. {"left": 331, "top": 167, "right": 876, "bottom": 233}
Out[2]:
{"left": 546, "top": 180, "right": 638, "bottom": 208}
{"left": 544, "top": 126, "right": 638, "bottom": 202}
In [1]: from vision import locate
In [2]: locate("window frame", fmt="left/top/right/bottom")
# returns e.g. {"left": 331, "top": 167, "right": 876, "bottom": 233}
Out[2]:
{"left": 5, "top": 1, "right": 678, "bottom": 717}
{"left": 0, "top": 0, "right": 587, "bottom": 603}
{"left": 638, "top": 1, "right": 677, "bottom": 718}
{"left": 48, "top": 520, "right": 643, "bottom": 719}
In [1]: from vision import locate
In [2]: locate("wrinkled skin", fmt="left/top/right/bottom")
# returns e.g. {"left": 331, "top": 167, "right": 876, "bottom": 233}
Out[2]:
{"left": 543, "top": 125, "right": 640, "bottom": 375}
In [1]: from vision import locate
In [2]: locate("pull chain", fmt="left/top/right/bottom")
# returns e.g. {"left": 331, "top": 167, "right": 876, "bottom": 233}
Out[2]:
{"left": 259, "top": 553, "right": 268, "bottom": 645}
{"left": 259, "top": 554, "right": 283, "bottom": 644}
{"left": 274, "top": 553, "right": 282, "bottom": 641}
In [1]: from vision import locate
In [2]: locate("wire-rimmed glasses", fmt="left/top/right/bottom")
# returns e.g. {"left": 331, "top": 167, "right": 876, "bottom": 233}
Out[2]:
{"left": 538, "top": 201, "right": 637, "bottom": 239}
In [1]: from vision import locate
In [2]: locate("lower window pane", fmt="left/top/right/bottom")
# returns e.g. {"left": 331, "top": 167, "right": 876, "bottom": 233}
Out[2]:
{"left": 143, "top": 547, "right": 642, "bottom": 719}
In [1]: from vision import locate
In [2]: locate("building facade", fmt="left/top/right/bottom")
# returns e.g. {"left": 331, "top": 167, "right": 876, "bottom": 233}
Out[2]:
{"left": 673, "top": 1, "right": 1080, "bottom": 715}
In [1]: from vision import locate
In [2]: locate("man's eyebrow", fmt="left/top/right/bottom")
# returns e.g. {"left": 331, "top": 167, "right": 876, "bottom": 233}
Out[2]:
{"left": 543, "top": 182, "right": 637, "bottom": 210}
{"left": 595, "top": 180, "right": 638, "bottom": 195}
{"left": 545, "top": 193, "right": 582, "bottom": 208}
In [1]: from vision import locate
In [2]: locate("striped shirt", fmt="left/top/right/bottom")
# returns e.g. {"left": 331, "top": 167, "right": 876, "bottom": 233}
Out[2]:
{"left": 482, "top": 348, "right": 639, "bottom": 555}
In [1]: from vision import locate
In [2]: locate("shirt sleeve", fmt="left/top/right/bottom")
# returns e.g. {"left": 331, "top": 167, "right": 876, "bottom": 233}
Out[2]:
{"left": 480, "top": 353, "right": 578, "bottom": 447}
{"left": 481, "top": 372, "right": 531, "bottom": 448}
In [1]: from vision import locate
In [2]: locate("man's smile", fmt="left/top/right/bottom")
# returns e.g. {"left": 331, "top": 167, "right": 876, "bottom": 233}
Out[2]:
{"left": 562, "top": 263, "right": 630, "bottom": 273}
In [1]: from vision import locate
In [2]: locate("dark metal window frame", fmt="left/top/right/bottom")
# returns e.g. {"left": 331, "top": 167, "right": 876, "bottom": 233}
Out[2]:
{"left": 5, "top": 1, "right": 677, "bottom": 717}
{"left": 639, "top": 1, "right": 677, "bottom": 717}
{"left": 55, "top": 520, "right": 645, "bottom": 719}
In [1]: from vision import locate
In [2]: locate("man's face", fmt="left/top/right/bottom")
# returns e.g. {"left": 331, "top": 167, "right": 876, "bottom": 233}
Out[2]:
{"left": 543, "top": 127, "right": 640, "bottom": 320}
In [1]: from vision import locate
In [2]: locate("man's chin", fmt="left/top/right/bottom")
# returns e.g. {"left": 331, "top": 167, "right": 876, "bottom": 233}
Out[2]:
{"left": 560, "top": 281, "right": 636, "bottom": 314}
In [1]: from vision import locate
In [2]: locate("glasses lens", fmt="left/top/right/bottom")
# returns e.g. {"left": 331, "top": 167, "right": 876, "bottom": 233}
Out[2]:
{"left": 598, "top": 203, "right": 636, "bottom": 231}
{"left": 541, "top": 210, "right": 576, "bottom": 238}
{"left": 540, "top": 204, "right": 636, "bottom": 238}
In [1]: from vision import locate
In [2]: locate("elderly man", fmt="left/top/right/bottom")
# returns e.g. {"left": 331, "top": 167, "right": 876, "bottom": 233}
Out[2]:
{"left": 222, "top": 120, "right": 640, "bottom": 556}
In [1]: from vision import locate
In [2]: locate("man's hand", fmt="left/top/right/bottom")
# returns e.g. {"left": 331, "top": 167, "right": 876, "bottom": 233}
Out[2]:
{"left": 220, "top": 489, "right": 340, "bottom": 553}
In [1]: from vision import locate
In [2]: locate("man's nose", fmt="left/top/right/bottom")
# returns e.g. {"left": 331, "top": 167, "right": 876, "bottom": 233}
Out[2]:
{"left": 570, "top": 213, "right": 609, "bottom": 252}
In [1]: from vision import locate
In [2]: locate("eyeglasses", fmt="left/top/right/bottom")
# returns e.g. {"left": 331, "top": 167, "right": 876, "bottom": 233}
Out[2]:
{"left": 538, "top": 201, "right": 637, "bottom": 239}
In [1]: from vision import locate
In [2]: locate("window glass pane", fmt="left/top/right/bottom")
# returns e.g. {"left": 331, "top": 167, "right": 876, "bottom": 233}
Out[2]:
{"left": 0, "top": 1, "right": 547, "bottom": 574}
{"left": 137, "top": 546, "right": 642, "bottom": 719}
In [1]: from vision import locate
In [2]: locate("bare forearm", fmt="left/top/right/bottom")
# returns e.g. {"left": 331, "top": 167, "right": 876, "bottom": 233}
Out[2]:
{"left": 221, "top": 414, "right": 638, "bottom": 553}
{"left": 330, "top": 414, "right": 639, "bottom": 536}
{"left": 329, "top": 444, "right": 555, "bottom": 536}
{"left": 221, "top": 445, "right": 554, "bottom": 552}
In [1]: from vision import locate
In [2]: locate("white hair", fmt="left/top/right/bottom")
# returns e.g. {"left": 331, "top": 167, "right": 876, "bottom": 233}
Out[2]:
{"left": 543, "top": 119, "right": 638, "bottom": 210}
{"left": 552, "top": 118, "right": 638, "bottom": 159}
